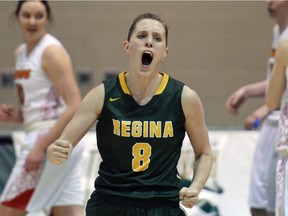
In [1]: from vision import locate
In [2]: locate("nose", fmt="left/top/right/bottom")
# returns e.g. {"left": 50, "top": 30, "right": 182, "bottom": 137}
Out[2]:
{"left": 28, "top": 17, "right": 36, "bottom": 25}
{"left": 145, "top": 36, "right": 153, "bottom": 48}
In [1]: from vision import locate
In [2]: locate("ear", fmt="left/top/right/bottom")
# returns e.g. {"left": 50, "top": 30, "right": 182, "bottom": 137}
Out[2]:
{"left": 162, "top": 48, "right": 169, "bottom": 59}
{"left": 123, "top": 41, "right": 129, "bottom": 54}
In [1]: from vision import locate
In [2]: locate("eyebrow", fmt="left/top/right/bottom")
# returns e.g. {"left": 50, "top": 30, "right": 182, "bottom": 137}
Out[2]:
{"left": 136, "top": 30, "right": 162, "bottom": 35}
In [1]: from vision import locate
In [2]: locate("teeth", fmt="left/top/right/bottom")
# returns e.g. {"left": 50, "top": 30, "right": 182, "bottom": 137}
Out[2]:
{"left": 144, "top": 51, "right": 153, "bottom": 57}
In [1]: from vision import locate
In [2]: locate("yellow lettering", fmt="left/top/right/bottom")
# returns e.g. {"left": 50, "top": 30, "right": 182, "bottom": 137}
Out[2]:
{"left": 112, "top": 119, "right": 174, "bottom": 138}
{"left": 163, "top": 121, "right": 173, "bottom": 138}
{"left": 143, "top": 121, "right": 149, "bottom": 138}
{"left": 112, "top": 119, "right": 121, "bottom": 136}
{"left": 149, "top": 121, "right": 161, "bottom": 138}
{"left": 122, "top": 121, "right": 130, "bottom": 137}
{"left": 132, "top": 121, "right": 142, "bottom": 137}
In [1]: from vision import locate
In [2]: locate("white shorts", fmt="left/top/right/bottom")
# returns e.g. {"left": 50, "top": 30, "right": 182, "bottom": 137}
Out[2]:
{"left": 249, "top": 118, "right": 278, "bottom": 212}
{"left": 0, "top": 127, "right": 85, "bottom": 214}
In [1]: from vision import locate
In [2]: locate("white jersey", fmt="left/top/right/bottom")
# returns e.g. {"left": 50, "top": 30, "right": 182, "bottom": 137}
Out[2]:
{"left": 14, "top": 34, "right": 66, "bottom": 126}
{"left": 266, "top": 25, "right": 288, "bottom": 122}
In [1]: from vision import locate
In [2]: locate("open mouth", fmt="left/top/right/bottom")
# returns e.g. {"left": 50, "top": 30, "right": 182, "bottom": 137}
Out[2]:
{"left": 142, "top": 52, "right": 153, "bottom": 66}
{"left": 27, "top": 28, "right": 37, "bottom": 33}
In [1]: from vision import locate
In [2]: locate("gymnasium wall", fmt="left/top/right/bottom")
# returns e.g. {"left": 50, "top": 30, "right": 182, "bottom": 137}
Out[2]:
{"left": 0, "top": 1, "right": 274, "bottom": 130}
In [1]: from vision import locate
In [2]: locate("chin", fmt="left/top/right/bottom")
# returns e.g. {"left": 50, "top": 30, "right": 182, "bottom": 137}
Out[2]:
{"left": 141, "top": 65, "right": 155, "bottom": 72}
{"left": 139, "top": 69, "right": 150, "bottom": 73}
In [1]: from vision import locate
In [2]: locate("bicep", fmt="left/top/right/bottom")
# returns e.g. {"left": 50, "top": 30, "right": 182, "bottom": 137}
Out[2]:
{"left": 60, "top": 85, "right": 104, "bottom": 146}
{"left": 182, "top": 86, "right": 210, "bottom": 157}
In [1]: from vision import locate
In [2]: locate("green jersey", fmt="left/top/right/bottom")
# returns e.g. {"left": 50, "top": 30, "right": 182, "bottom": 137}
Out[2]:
{"left": 95, "top": 72, "right": 186, "bottom": 205}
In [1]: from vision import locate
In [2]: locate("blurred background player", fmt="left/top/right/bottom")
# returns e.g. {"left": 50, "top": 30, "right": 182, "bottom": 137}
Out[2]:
{"left": 266, "top": 24, "right": 288, "bottom": 216}
{"left": 225, "top": 1, "right": 288, "bottom": 216}
{"left": 0, "top": 1, "right": 85, "bottom": 215}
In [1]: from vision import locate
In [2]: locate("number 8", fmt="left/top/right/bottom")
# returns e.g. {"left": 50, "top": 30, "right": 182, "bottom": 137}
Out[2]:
{"left": 132, "top": 143, "right": 151, "bottom": 172}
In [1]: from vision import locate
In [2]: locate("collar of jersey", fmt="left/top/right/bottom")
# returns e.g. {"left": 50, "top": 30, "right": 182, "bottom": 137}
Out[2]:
{"left": 118, "top": 71, "right": 169, "bottom": 95}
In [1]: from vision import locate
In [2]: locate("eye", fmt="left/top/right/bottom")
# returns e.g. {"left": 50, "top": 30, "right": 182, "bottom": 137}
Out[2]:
{"left": 138, "top": 34, "right": 146, "bottom": 39}
{"left": 21, "top": 12, "right": 30, "bottom": 19}
{"left": 35, "top": 12, "right": 44, "bottom": 20}
{"left": 137, "top": 32, "right": 147, "bottom": 39}
{"left": 154, "top": 36, "right": 162, "bottom": 42}
{"left": 153, "top": 33, "right": 163, "bottom": 42}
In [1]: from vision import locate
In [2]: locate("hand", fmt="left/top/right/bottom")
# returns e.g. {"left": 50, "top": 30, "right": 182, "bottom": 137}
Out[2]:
{"left": 225, "top": 88, "right": 246, "bottom": 114}
{"left": 244, "top": 115, "right": 260, "bottom": 130}
{"left": 179, "top": 187, "right": 199, "bottom": 208}
{"left": 47, "top": 140, "right": 73, "bottom": 165}
{"left": 24, "top": 145, "right": 45, "bottom": 171}
{"left": 0, "top": 104, "right": 21, "bottom": 122}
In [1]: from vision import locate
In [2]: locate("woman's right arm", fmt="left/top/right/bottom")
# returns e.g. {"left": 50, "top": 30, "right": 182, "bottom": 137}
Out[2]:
{"left": 0, "top": 104, "right": 23, "bottom": 123}
{"left": 47, "top": 83, "right": 104, "bottom": 165}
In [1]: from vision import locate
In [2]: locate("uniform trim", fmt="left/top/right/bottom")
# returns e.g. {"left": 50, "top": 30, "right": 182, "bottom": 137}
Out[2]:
{"left": 1, "top": 189, "right": 34, "bottom": 210}
{"left": 118, "top": 72, "right": 169, "bottom": 95}
{"left": 155, "top": 72, "right": 169, "bottom": 95}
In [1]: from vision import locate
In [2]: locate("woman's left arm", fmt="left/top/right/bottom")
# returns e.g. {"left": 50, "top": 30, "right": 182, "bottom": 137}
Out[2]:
{"left": 25, "top": 44, "right": 81, "bottom": 171}
{"left": 179, "top": 86, "right": 213, "bottom": 208}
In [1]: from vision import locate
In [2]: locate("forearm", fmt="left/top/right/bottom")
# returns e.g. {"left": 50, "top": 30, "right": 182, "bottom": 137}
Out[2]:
{"left": 241, "top": 80, "right": 267, "bottom": 98}
{"left": 250, "top": 105, "right": 270, "bottom": 121}
{"left": 47, "top": 85, "right": 102, "bottom": 165}
{"left": 58, "top": 98, "right": 99, "bottom": 147}
{"left": 190, "top": 152, "right": 213, "bottom": 192}
{"left": 47, "top": 104, "right": 97, "bottom": 166}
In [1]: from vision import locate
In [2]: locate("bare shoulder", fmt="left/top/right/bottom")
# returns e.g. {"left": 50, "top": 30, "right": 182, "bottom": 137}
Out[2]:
{"left": 41, "top": 44, "right": 72, "bottom": 78}
{"left": 42, "top": 44, "right": 69, "bottom": 60}
{"left": 82, "top": 83, "right": 105, "bottom": 115}
{"left": 278, "top": 38, "right": 288, "bottom": 49}
{"left": 277, "top": 39, "right": 288, "bottom": 57}
{"left": 89, "top": 83, "right": 105, "bottom": 95}
{"left": 84, "top": 83, "right": 105, "bottom": 102}
{"left": 181, "top": 85, "right": 204, "bottom": 118}
{"left": 275, "top": 39, "right": 288, "bottom": 66}
{"left": 181, "top": 85, "right": 202, "bottom": 106}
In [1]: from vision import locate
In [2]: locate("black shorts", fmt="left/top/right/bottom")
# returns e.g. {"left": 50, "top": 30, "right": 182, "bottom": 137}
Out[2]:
{"left": 86, "top": 191, "right": 186, "bottom": 216}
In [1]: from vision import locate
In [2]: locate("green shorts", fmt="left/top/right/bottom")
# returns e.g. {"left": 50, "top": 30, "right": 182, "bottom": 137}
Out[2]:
{"left": 86, "top": 191, "right": 186, "bottom": 216}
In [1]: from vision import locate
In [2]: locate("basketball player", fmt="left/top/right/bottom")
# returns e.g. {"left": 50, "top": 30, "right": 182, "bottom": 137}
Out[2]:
{"left": 266, "top": 25, "right": 288, "bottom": 216}
{"left": 47, "top": 13, "right": 213, "bottom": 216}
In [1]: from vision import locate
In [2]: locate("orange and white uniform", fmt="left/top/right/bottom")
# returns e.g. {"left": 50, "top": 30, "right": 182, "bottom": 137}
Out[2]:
{"left": 0, "top": 34, "right": 85, "bottom": 215}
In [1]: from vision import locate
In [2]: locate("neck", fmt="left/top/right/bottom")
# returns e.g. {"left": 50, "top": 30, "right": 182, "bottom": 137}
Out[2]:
{"left": 125, "top": 71, "right": 162, "bottom": 105}
{"left": 25, "top": 32, "right": 47, "bottom": 55}
{"left": 277, "top": 15, "right": 288, "bottom": 33}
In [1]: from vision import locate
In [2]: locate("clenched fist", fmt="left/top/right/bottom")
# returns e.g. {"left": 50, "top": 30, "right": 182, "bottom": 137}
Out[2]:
{"left": 47, "top": 140, "right": 73, "bottom": 165}
{"left": 179, "top": 187, "right": 199, "bottom": 208}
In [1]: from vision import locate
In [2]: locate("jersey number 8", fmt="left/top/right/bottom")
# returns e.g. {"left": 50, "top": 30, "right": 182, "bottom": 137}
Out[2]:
{"left": 132, "top": 143, "right": 151, "bottom": 172}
